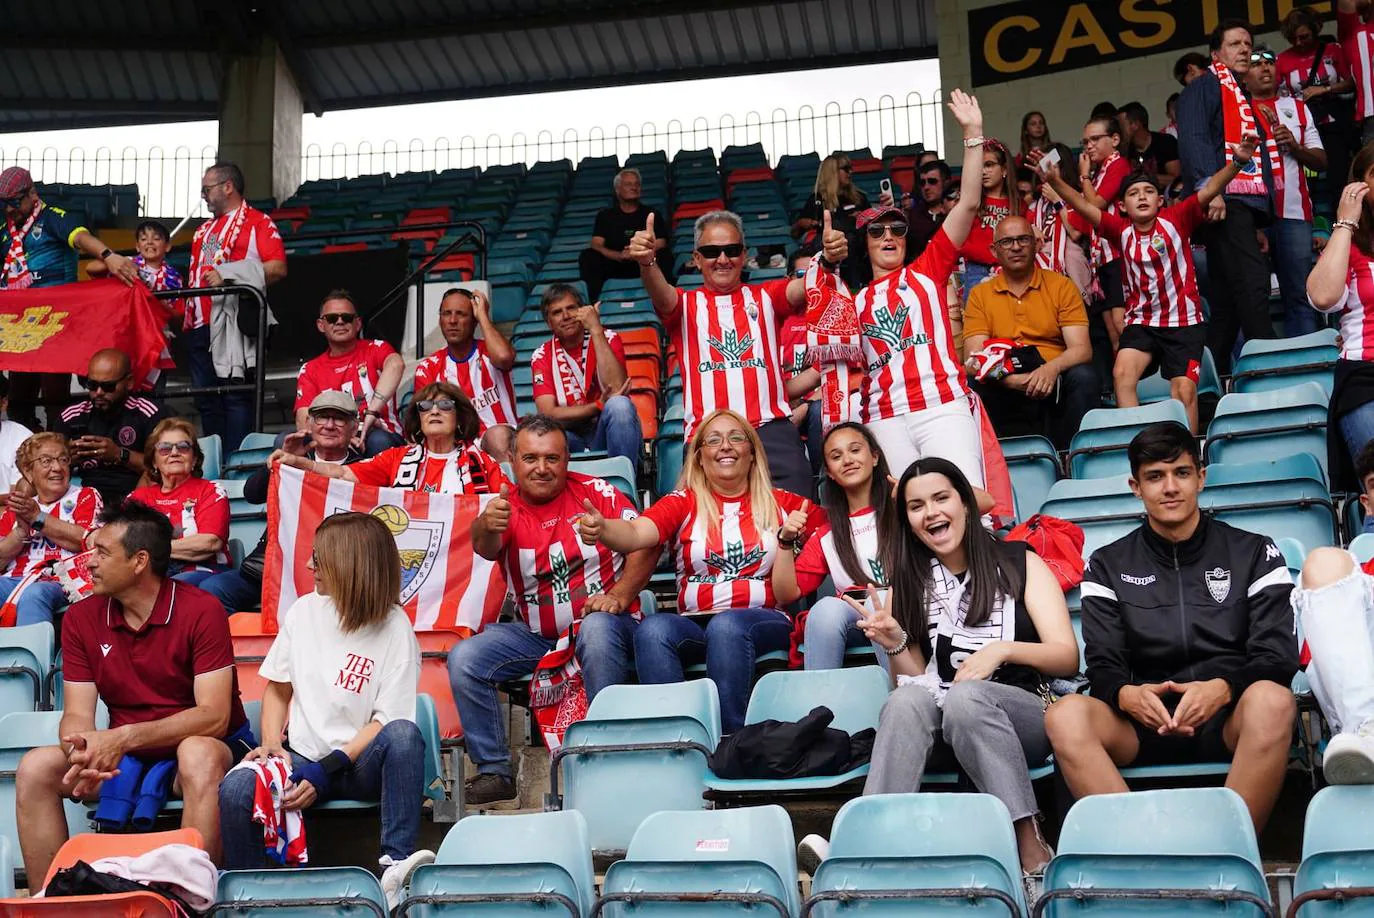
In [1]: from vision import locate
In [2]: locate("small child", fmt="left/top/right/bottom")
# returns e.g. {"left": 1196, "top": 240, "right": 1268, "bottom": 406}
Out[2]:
{"left": 88, "top": 220, "right": 184, "bottom": 322}
{"left": 1042, "top": 132, "right": 1260, "bottom": 432}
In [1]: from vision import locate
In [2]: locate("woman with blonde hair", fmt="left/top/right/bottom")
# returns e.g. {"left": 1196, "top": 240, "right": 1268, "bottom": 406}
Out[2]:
{"left": 578, "top": 408, "right": 824, "bottom": 731}
{"left": 793, "top": 153, "right": 876, "bottom": 288}
{"left": 217, "top": 511, "right": 431, "bottom": 905}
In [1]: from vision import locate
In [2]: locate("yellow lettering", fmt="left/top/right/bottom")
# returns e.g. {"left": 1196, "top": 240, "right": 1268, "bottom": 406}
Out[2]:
{"left": 1119, "top": 0, "right": 1176, "bottom": 50}
{"left": 1279, "top": 0, "right": 1332, "bottom": 17}
{"left": 1201, "top": 0, "right": 1221, "bottom": 35}
{"left": 1247, "top": 0, "right": 1265, "bottom": 25}
{"left": 983, "top": 15, "right": 1042, "bottom": 74}
{"left": 1049, "top": 4, "right": 1115, "bottom": 65}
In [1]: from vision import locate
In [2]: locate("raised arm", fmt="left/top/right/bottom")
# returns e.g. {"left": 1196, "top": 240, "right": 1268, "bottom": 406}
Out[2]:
{"left": 473, "top": 290, "right": 515, "bottom": 370}
{"left": 938, "top": 89, "right": 987, "bottom": 249}
{"left": 577, "top": 499, "right": 664, "bottom": 554}
{"left": 1309, "top": 183, "right": 1366, "bottom": 310}
{"left": 1195, "top": 131, "right": 1258, "bottom": 208}
{"left": 626, "top": 214, "right": 678, "bottom": 315}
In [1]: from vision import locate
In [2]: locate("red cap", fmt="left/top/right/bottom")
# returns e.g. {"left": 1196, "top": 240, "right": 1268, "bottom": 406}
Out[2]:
{"left": 0, "top": 167, "right": 32, "bottom": 199}
{"left": 855, "top": 205, "right": 906, "bottom": 229}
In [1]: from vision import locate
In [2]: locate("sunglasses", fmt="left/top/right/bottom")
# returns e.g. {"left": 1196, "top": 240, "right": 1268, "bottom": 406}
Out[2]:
{"left": 155, "top": 440, "right": 194, "bottom": 455}
{"left": 320, "top": 313, "right": 358, "bottom": 325}
{"left": 865, "top": 223, "right": 909, "bottom": 239}
{"left": 921, "top": 176, "right": 943, "bottom": 186}
{"left": 1, "top": 189, "right": 29, "bottom": 208}
{"left": 1251, "top": 51, "right": 1276, "bottom": 63}
{"left": 416, "top": 398, "right": 457, "bottom": 413}
{"left": 696, "top": 243, "right": 745, "bottom": 259}
{"left": 78, "top": 374, "right": 128, "bottom": 393}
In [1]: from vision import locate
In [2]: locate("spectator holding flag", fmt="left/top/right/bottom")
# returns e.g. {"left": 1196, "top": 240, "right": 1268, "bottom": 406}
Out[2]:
{"left": 455, "top": 415, "right": 654, "bottom": 806}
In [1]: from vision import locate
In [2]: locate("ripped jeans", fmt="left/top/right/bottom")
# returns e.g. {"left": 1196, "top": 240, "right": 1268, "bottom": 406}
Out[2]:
{"left": 1292, "top": 554, "right": 1374, "bottom": 734}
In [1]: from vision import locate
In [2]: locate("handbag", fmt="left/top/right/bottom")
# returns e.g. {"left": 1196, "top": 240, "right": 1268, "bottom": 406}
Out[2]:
{"left": 1304, "top": 39, "right": 1355, "bottom": 124}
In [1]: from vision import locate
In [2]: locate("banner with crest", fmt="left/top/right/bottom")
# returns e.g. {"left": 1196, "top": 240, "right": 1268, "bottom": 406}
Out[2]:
{"left": 262, "top": 465, "right": 506, "bottom": 635}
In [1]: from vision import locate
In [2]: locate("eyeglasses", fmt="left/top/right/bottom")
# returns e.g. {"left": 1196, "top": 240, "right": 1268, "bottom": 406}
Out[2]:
{"left": 696, "top": 243, "right": 745, "bottom": 259}
{"left": 310, "top": 411, "right": 353, "bottom": 425}
{"left": 200, "top": 180, "right": 228, "bottom": 197}
{"left": 416, "top": 398, "right": 457, "bottom": 413}
{"left": 78, "top": 374, "right": 128, "bottom": 393}
{"left": 32, "top": 454, "right": 70, "bottom": 470}
{"left": 921, "top": 176, "right": 943, "bottom": 186}
{"left": 702, "top": 432, "right": 750, "bottom": 448}
{"left": 865, "top": 223, "right": 909, "bottom": 239}
{"left": 1081, "top": 133, "right": 1111, "bottom": 145}
{"left": 1251, "top": 50, "right": 1276, "bottom": 63}
{"left": 155, "top": 440, "right": 194, "bottom": 455}
{"left": 994, "top": 234, "right": 1036, "bottom": 250}
{"left": 320, "top": 313, "right": 358, "bottom": 325}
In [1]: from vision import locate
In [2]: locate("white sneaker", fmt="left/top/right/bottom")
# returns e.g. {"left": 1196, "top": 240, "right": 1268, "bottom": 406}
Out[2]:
{"left": 1323, "top": 725, "right": 1374, "bottom": 785}
{"left": 797, "top": 833, "right": 830, "bottom": 875}
{"left": 380, "top": 849, "right": 436, "bottom": 909}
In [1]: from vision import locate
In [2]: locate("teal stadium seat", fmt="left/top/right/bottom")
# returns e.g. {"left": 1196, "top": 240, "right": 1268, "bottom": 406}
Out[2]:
{"left": 549, "top": 680, "right": 720, "bottom": 858}
{"left": 214, "top": 866, "right": 388, "bottom": 916}
{"left": 1068, "top": 401, "right": 1189, "bottom": 480}
{"left": 805, "top": 793, "right": 1026, "bottom": 918}
{"left": 1137, "top": 347, "right": 1222, "bottom": 406}
{"left": 1038, "top": 475, "right": 1142, "bottom": 559}
{"left": 1292, "top": 785, "right": 1374, "bottom": 918}
{"left": 1231, "top": 329, "right": 1338, "bottom": 395}
{"left": 1201, "top": 454, "right": 1337, "bottom": 550}
{"left": 1039, "top": 788, "right": 1270, "bottom": 918}
{"left": 0, "top": 623, "right": 53, "bottom": 714}
{"left": 1205, "top": 382, "right": 1328, "bottom": 477}
{"left": 199, "top": 434, "right": 222, "bottom": 481}
{"left": 1350, "top": 532, "right": 1374, "bottom": 564}
{"left": 568, "top": 456, "right": 637, "bottom": 505}
{"left": 238, "top": 432, "right": 277, "bottom": 451}
{"left": 999, "top": 435, "right": 1060, "bottom": 521}
{"left": 654, "top": 438, "right": 684, "bottom": 498}
{"left": 597, "top": 805, "right": 800, "bottom": 918}
{"left": 398, "top": 810, "right": 595, "bottom": 916}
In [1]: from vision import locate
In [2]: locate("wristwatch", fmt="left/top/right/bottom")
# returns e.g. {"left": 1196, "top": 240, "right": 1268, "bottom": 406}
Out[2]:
{"left": 31, "top": 512, "right": 46, "bottom": 532}
{"left": 98, "top": 248, "right": 113, "bottom": 260}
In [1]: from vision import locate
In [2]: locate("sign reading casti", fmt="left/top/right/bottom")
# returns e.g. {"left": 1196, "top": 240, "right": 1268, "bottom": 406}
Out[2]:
{"left": 968, "top": 0, "right": 1330, "bottom": 87}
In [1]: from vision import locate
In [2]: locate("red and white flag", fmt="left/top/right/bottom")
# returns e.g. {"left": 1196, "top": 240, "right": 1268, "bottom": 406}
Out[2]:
{"left": 262, "top": 465, "right": 506, "bottom": 635}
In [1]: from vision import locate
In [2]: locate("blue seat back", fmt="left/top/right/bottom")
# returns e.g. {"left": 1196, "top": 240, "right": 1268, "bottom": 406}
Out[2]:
{"left": 1295, "top": 786, "right": 1374, "bottom": 917}
{"left": 999, "top": 436, "right": 1059, "bottom": 520}
{"left": 199, "top": 435, "right": 223, "bottom": 480}
{"left": 419, "top": 810, "right": 594, "bottom": 916}
{"left": 744, "top": 665, "right": 888, "bottom": 735}
{"left": 1351, "top": 533, "right": 1374, "bottom": 565}
{"left": 568, "top": 457, "right": 637, "bottom": 506}
{"left": 0, "top": 623, "right": 54, "bottom": 714}
{"left": 1069, "top": 402, "right": 1189, "bottom": 478}
{"left": 216, "top": 866, "right": 388, "bottom": 915}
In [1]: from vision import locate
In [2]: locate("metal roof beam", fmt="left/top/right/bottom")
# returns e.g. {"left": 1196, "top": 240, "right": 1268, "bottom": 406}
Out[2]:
{"left": 16, "top": 34, "right": 219, "bottom": 52}
{"left": 0, "top": 98, "right": 219, "bottom": 115}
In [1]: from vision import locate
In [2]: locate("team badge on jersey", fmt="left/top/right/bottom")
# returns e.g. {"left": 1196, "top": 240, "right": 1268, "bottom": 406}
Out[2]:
{"left": 1205, "top": 567, "right": 1232, "bottom": 603}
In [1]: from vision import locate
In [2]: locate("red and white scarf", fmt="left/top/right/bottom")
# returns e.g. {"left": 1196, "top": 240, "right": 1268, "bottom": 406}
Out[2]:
{"left": 550, "top": 332, "right": 590, "bottom": 405}
{"left": 531, "top": 620, "right": 588, "bottom": 752}
{"left": 803, "top": 257, "right": 862, "bottom": 431}
{"left": 1089, "top": 152, "right": 1125, "bottom": 275}
{"left": 134, "top": 254, "right": 171, "bottom": 292}
{"left": 1212, "top": 60, "right": 1281, "bottom": 197}
{"left": 189, "top": 204, "right": 248, "bottom": 287}
{"left": 3, "top": 200, "right": 42, "bottom": 290}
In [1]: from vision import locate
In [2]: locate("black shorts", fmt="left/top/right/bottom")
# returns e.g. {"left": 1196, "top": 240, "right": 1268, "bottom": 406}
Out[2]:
{"left": 1090, "top": 260, "right": 1125, "bottom": 314}
{"left": 1118, "top": 323, "right": 1206, "bottom": 381}
{"left": 1131, "top": 705, "right": 1232, "bottom": 766}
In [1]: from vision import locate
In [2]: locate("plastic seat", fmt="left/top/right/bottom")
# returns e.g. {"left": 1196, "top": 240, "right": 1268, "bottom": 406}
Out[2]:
{"left": 1202, "top": 455, "right": 1336, "bottom": 550}
{"left": 0, "top": 623, "right": 53, "bottom": 715}
{"left": 705, "top": 666, "right": 888, "bottom": 795}
{"left": 567, "top": 456, "right": 637, "bottom": 506}
{"left": 199, "top": 434, "right": 223, "bottom": 481}
{"left": 1292, "top": 786, "right": 1374, "bottom": 917}
{"left": 238, "top": 432, "right": 277, "bottom": 451}
{"left": 805, "top": 793, "right": 1025, "bottom": 917}
{"left": 1232, "top": 331, "right": 1338, "bottom": 396}
{"left": 597, "top": 805, "right": 799, "bottom": 918}
{"left": 1068, "top": 401, "right": 1189, "bottom": 480}
{"left": 550, "top": 680, "right": 720, "bottom": 858}
{"left": 1038, "top": 476, "right": 1142, "bottom": 559}
{"left": 1137, "top": 347, "right": 1222, "bottom": 405}
{"left": 999, "top": 435, "right": 1060, "bottom": 521}
{"left": 398, "top": 810, "right": 594, "bottom": 916}
{"left": 215, "top": 866, "right": 388, "bottom": 916}
{"left": 1350, "top": 532, "right": 1374, "bottom": 564}
{"left": 0, "top": 711, "right": 96, "bottom": 885}
{"left": 43, "top": 828, "right": 204, "bottom": 888}
{"left": 655, "top": 438, "right": 684, "bottom": 497}
{"left": 1039, "top": 788, "right": 1269, "bottom": 918}
{"left": 1205, "top": 382, "right": 1328, "bottom": 475}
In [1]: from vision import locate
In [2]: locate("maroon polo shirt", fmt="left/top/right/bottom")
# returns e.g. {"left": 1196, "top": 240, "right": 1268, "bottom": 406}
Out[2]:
{"left": 62, "top": 578, "right": 247, "bottom": 760}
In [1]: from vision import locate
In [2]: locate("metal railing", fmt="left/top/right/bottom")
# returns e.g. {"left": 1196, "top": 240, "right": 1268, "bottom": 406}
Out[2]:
{"left": 155, "top": 284, "right": 269, "bottom": 432}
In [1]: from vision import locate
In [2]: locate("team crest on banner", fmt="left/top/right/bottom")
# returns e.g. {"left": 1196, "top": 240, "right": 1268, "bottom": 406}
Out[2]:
{"left": 1205, "top": 567, "right": 1232, "bottom": 603}
{"left": 356, "top": 504, "right": 447, "bottom": 604}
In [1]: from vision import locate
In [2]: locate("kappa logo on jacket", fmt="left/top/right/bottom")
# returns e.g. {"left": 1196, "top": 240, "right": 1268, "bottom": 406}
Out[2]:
{"left": 1120, "top": 572, "right": 1156, "bottom": 586}
{"left": 1205, "top": 567, "right": 1232, "bottom": 603}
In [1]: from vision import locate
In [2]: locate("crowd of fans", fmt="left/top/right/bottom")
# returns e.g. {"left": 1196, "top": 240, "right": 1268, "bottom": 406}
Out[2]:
{"left": 6, "top": 5, "right": 1374, "bottom": 902}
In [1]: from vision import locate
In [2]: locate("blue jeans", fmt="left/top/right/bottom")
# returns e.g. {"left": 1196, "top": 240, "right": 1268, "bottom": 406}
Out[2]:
{"left": 1269, "top": 218, "right": 1318, "bottom": 337}
{"left": 172, "top": 569, "right": 218, "bottom": 588}
{"left": 0, "top": 578, "right": 67, "bottom": 626}
{"left": 199, "top": 569, "right": 261, "bottom": 615}
{"left": 962, "top": 262, "right": 994, "bottom": 304}
{"left": 803, "top": 596, "right": 888, "bottom": 673}
{"left": 218, "top": 719, "right": 426, "bottom": 869}
{"left": 184, "top": 324, "right": 254, "bottom": 453}
{"left": 274, "top": 425, "right": 402, "bottom": 458}
{"left": 565, "top": 395, "right": 642, "bottom": 467}
{"left": 1341, "top": 399, "right": 1374, "bottom": 471}
{"left": 447, "top": 614, "right": 637, "bottom": 777}
{"left": 633, "top": 608, "right": 791, "bottom": 733}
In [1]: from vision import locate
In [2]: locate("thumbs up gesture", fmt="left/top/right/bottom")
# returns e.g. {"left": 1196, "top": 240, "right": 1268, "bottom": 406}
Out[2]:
{"left": 483, "top": 483, "right": 512, "bottom": 534}
{"left": 778, "top": 499, "right": 812, "bottom": 544}
{"left": 821, "top": 210, "right": 848, "bottom": 265}
{"left": 627, "top": 213, "right": 659, "bottom": 267}
{"left": 577, "top": 498, "right": 606, "bottom": 545}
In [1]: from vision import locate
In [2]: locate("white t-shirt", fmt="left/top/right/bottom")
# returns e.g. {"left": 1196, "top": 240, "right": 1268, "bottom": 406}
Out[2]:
{"left": 259, "top": 591, "right": 420, "bottom": 761}
{"left": 0, "top": 420, "right": 33, "bottom": 492}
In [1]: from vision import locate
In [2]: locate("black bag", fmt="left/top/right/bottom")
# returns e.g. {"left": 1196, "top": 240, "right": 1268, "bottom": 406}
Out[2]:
{"left": 708, "top": 705, "right": 875, "bottom": 779}
{"left": 1004, "top": 344, "right": 1046, "bottom": 374}
{"left": 235, "top": 290, "right": 264, "bottom": 340}
{"left": 1304, "top": 39, "right": 1356, "bottom": 125}
{"left": 239, "top": 533, "right": 266, "bottom": 587}
{"left": 45, "top": 860, "right": 198, "bottom": 915}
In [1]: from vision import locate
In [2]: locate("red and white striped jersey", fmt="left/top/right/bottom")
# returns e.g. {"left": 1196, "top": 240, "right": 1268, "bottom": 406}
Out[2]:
{"left": 1096, "top": 197, "right": 1206, "bottom": 329}
{"left": 128, "top": 477, "right": 230, "bottom": 571}
{"left": 501, "top": 473, "right": 642, "bottom": 638}
{"left": 854, "top": 229, "right": 970, "bottom": 421}
{"left": 1278, "top": 42, "right": 1351, "bottom": 124}
{"left": 1254, "top": 96, "right": 1322, "bottom": 222}
{"left": 1341, "top": 11, "right": 1374, "bottom": 120}
{"left": 414, "top": 342, "right": 518, "bottom": 433}
{"left": 185, "top": 205, "right": 285, "bottom": 331}
{"left": 0, "top": 485, "right": 102, "bottom": 578}
{"left": 1317, "top": 244, "right": 1374, "bottom": 361}
{"left": 295, "top": 339, "right": 403, "bottom": 435}
{"left": 1069, "top": 153, "right": 1130, "bottom": 266}
{"left": 1028, "top": 197, "right": 1072, "bottom": 275}
{"left": 350, "top": 443, "right": 507, "bottom": 495}
{"left": 643, "top": 487, "right": 825, "bottom": 614}
{"left": 664, "top": 279, "right": 797, "bottom": 437}
{"left": 531, "top": 330, "right": 626, "bottom": 407}
{"left": 792, "top": 507, "right": 883, "bottom": 596}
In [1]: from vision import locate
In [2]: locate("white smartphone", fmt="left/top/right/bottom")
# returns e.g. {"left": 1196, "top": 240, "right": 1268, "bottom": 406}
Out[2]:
{"left": 1040, "top": 148, "right": 1062, "bottom": 171}
{"left": 879, "top": 177, "right": 893, "bottom": 198}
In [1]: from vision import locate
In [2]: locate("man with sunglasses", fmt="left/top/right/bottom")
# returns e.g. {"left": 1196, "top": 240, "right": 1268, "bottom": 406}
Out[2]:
{"left": 627, "top": 210, "right": 829, "bottom": 498}
{"left": 53, "top": 349, "right": 166, "bottom": 507}
{"left": 187, "top": 162, "right": 287, "bottom": 452}
{"left": 907, "top": 159, "right": 952, "bottom": 257}
{"left": 0, "top": 166, "right": 139, "bottom": 429}
{"left": 1246, "top": 44, "right": 1328, "bottom": 338}
{"left": 294, "top": 289, "right": 405, "bottom": 458}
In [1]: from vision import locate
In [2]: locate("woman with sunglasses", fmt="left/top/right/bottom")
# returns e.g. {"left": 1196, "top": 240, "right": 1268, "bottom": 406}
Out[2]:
{"left": 1069, "top": 116, "right": 1132, "bottom": 348}
{"left": 129, "top": 418, "right": 230, "bottom": 586}
{"left": 0, "top": 433, "right": 102, "bottom": 625}
{"left": 273, "top": 382, "right": 506, "bottom": 496}
{"left": 771, "top": 422, "right": 893, "bottom": 670}
{"left": 957, "top": 139, "right": 1022, "bottom": 300}
{"left": 578, "top": 408, "right": 824, "bottom": 732}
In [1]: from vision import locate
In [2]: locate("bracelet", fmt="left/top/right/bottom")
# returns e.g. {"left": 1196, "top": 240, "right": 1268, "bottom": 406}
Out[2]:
{"left": 99, "top": 247, "right": 113, "bottom": 260}
{"left": 963, "top": 135, "right": 985, "bottom": 148}
{"left": 778, "top": 533, "right": 800, "bottom": 549}
{"left": 1333, "top": 219, "right": 1359, "bottom": 233}
{"left": 883, "top": 628, "right": 910, "bottom": 656}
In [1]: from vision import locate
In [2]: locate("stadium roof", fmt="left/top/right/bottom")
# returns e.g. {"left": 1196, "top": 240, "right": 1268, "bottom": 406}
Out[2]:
{"left": 8, "top": 0, "right": 938, "bottom": 132}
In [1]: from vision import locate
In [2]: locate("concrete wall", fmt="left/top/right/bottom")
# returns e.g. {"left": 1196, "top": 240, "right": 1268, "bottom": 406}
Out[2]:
{"left": 218, "top": 38, "right": 303, "bottom": 204}
{"left": 937, "top": 0, "right": 1331, "bottom": 155}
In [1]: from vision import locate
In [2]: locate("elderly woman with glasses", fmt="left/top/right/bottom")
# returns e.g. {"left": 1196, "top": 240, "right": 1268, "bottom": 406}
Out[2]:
{"left": 0, "top": 433, "right": 103, "bottom": 625}
{"left": 128, "top": 418, "right": 231, "bottom": 586}
{"left": 273, "top": 382, "right": 506, "bottom": 495}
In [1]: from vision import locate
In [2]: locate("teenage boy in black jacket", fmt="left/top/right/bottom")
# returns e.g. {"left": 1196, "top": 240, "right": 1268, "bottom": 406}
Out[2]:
{"left": 1045, "top": 422, "right": 1299, "bottom": 832}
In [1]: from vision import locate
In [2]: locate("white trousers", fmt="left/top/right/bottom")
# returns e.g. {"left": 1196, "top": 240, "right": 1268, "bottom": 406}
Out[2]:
{"left": 866, "top": 396, "right": 986, "bottom": 488}
{"left": 1292, "top": 555, "right": 1374, "bottom": 734}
